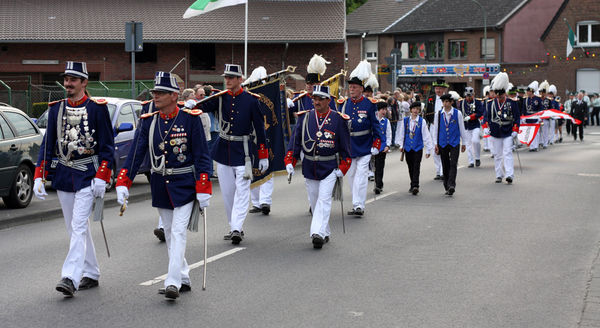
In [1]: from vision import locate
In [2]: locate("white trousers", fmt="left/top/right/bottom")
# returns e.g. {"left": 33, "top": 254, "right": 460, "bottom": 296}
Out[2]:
{"left": 305, "top": 171, "right": 336, "bottom": 238}
{"left": 251, "top": 178, "right": 273, "bottom": 207}
{"left": 429, "top": 125, "right": 443, "bottom": 175}
{"left": 549, "top": 119, "right": 556, "bottom": 143}
{"left": 157, "top": 216, "right": 163, "bottom": 229}
{"left": 490, "top": 136, "right": 514, "bottom": 178}
{"left": 347, "top": 154, "right": 370, "bottom": 210}
{"left": 157, "top": 201, "right": 193, "bottom": 288}
{"left": 483, "top": 136, "right": 490, "bottom": 150}
{"left": 465, "top": 128, "right": 481, "bottom": 164}
{"left": 217, "top": 163, "right": 251, "bottom": 232}
{"left": 541, "top": 119, "right": 550, "bottom": 147}
{"left": 57, "top": 186, "right": 99, "bottom": 289}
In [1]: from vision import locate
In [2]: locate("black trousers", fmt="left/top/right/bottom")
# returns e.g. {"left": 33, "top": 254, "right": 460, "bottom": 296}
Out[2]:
{"left": 573, "top": 123, "right": 584, "bottom": 140}
{"left": 373, "top": 152, "right": 387, "bottom": 189}
{"left": 566, "top": 120, "right": 571, "bottom": 135}
{"left": 592, "top": 107, "right": 600, "bottom": 126}
{"left": 439, "top": 145, "right": 460, "bottom": 190}
{"left": 405, "top": 150, "right": 423, "bottom": 188}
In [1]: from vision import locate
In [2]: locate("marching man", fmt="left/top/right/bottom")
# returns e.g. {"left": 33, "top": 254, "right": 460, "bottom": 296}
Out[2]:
{"left": 482, "top": 72, "right": 520, "bottom": 184}
{"left": 432, "top": 94, "right": 468, "bottom": 196}
{"left": 458, "top": 87, "right": 484, "bottom": 167}
{"left": 195, "top": 64, "right": 268, "bottom": 244}
{"left": 523, "top": 81, "right": 543, "bottom": 152}
{"left": 285, "top": 85, "right": 351, "bottom": 248}
{"left": 116, "top": 72, "right": 213, "bottom": 300}
{"left": 424, "top": 79, "right": 449, "bottom": 180}
{"left": 336, "top": 60, "right": 384, "bottom": 217}
{"left": 34, "top": 61, "right": 114, "bottom": 297}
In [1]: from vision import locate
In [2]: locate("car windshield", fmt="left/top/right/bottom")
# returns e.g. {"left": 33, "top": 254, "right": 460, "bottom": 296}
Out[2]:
{"left": 36, "top": 110, "right": 48, "bottom": 128}
{"left": 107, "top": 104, "right": 117, "bottom": 119}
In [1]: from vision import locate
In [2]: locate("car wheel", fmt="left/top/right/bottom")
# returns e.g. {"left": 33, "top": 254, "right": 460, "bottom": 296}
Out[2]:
{"left": 3, "top": 164, "right": 33, "bottom": 208}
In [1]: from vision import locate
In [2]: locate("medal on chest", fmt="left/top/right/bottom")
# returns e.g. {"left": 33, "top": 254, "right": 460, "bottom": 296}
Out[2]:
{"left": 314, "top": 110, "right": 331, "bottom": 139}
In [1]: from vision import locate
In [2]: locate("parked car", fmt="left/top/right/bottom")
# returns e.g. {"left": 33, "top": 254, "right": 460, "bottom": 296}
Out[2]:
{"left": 36, "top": 97, "right": 150, "bottom": 190}
{"left": 0, "top": 103, "right": 43, "bottom": 208}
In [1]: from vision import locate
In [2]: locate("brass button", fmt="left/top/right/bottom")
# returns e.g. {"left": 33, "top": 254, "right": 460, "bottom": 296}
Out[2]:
{"left": 166, "top": 180, "right": 170, "bottom": 183}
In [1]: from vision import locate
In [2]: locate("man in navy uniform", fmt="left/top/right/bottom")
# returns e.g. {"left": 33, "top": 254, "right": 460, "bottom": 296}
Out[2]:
{"left": 432, "top": 94, "right": 468, "bottom": 195}
{"left": 336, "top": 60, "right": 384, "bottom": 217}
{"left": 482, "top": 72, "right": 520, "bottom": 184}
{"left": 195, "top": 64, "right": 268, "bottom": 244}
{"left": 457, "top": 86, "right": 484, "bottom": 167}
{"left": 115, "top": 71, "right": 212, "bottom": 300}
{"left": 424, "top": 79, "right": 448, "bottom": 180}
{"left": 522, "top": 81, "right": 543, "bottom": 151}
{"left": 34, "top": 61, "right": 114, "bottom": 297}
{"left": 285, "top": 85, "right": 351, "bottom": 248}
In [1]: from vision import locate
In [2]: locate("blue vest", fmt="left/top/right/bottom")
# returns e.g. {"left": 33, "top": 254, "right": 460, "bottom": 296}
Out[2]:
{"left": 403, "top": 116, "right": 424, "bottom": 152}
{"left": 438, "top": 108, "right": 460, "bottom": 148}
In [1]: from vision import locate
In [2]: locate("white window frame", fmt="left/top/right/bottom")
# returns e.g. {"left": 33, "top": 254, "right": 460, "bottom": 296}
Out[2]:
{"left": 364, "top": 39, "right": 378, "bottom": 60}
{"left": 449, "top": 39, "right": 468, "bottom": 60}
{"left": 577, "top": 21, "right": 600, "bottom": 47}
{"left": 480, "top": 38, "right": 495, "bottom": 59}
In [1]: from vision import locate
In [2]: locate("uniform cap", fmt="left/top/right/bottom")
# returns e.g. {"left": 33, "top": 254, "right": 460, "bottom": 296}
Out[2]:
{"left": 152, "top": 71, "right": 180, "bottom": 93}
{"left": 222, "top": 64, "right": 244, "bottom": 77}
{"left": 61, "top": 61, "right": 88, "bottom": 79}
{"left": 312, "top": 85, "right": 331, "bottom": 99}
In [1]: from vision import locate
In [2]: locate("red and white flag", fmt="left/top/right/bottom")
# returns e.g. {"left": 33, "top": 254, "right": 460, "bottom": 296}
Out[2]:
{"left": 521, "top": 109, "right": 582, "bottom": 125}
{"left": 518, "top": 123, "right": 540, "bottom": 146}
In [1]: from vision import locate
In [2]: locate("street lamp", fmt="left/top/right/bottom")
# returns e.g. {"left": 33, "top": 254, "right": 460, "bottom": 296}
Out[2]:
{"left": 470, "top": 0, "right": 488, "bottom": 84}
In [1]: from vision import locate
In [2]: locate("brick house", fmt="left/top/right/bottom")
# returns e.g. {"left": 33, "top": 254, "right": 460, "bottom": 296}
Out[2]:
{"left": 0, "top": 0, "right": 345, "bottom": 93}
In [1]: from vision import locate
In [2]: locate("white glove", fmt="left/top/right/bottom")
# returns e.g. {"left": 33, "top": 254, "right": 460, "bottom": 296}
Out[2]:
{"left": 91, "top": 178, "right": 106, "bottom": 198}
{"left": 484, "top": 128, "right": 490, "bottom": 135}
{"left": 259, "top": 158, "right": 269, "bottom": 173}
{"left": 116, "top": 186, "right": 129, "bottom": 205}
{"left": 286, "top": 163, "right": 295, "bottom": 176}
{"left": 196, "top": 193, "right": 211, "bottom": 208}
{"left": 333, "top": 168, "right": 344, "bottom": 178}
{"left": 511, "top": 131, "right": 518, "bottom": 138}
{"left": 184, "top": 99, "right": 197, "bottom": 109}
{"left": 371, "top": 147, "right": 380, "bottom": 155}
{"left": 33, "top": 178, "right": 47, "bottom": 200}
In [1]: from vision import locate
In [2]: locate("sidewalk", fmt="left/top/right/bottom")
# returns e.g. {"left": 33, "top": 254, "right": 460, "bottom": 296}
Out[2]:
{"left": 0, "top": 179, "right": 152, "bottom": 230}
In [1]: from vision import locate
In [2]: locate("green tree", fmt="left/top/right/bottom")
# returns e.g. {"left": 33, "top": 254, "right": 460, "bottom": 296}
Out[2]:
{"left": 347, "top": 0, "right": 368, "bottom": 14}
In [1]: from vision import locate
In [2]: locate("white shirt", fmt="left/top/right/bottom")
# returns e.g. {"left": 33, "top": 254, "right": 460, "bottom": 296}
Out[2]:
{"left": 395, "top": 116, "right": 434, "bottom": 155}
{"left": 431, "top": 107, "right": 468, "bottom": 146}
{"left": 435, "top": 95, "right": 443, "bottom": 112}
{"left": 377, "top": 115, "right": 392, "bottom": 148}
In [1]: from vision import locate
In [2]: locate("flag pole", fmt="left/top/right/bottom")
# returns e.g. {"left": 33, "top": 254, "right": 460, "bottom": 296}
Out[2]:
{"left": 244, "top": 0, "right": 248, "bottom": 77}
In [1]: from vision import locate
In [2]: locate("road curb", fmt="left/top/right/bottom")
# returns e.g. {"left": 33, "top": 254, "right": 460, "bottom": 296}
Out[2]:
{"left": 0, "top": 191, "right": 152, "bottom": 230}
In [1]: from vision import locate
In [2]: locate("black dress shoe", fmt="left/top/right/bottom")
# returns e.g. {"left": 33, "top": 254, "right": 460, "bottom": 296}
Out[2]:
{"left": 324, "top": 236, "right": 330, "bottom": 243}
{"left": 506, "top": 176, "right": 513, "bottom": 184}
{"left": 347, "top": 209, "right": 356, "bottom": 215}
{"left": 231, "top": 230, "right": 243, "bottom": 245}
{"left": 412, "top": 187, "right": 419, "bottom": 195}
{"left": 165, "top": 285, "right": 179, "bottom": 299}
{"left": 224, "top": 231, "right": 244, "bottom": 240}
{"left": 56, "top": 278, "right": 75, "bottom": 297}
{"left": 159, "top": 284, "right": 191, "bottom": 294}
{"left": 248, "top": 206, "right": 262, "bottom": 213}
{"left": 261, "top": 204, "right": 270, "bottom": 215}
{"left": 354, "top": 208, "right": 364, "bottom": 217}
{"left": 374, "top": 188, "right": 381, "bottom": 194}
{"left": 312, "top": 234, "right": 324, "bottom": 249}
{"left": 309, "top": 207, "right": 312, "bottom": 215}
{"left": 79, "top": 277, "right": 98, "bottom": 290}
{"left": 468, "top": 163, "right": 474, "bottom": 168}
{"left": 434, "top": 175, "right": 442, "bottom": 180}
{"left": 368, "top": 176, "right": 375, "bottom": 181}
{"left": 475, "top": 160, "right": 481, "bottom": 167}
{"left": 447, "top": 187, "right": 455, "bottom": 196}
{"left": 154, "top": 228, "right": 165, "bottom": 242}
{"left": 495, "top": 177, "right": 502, "bottom": 183}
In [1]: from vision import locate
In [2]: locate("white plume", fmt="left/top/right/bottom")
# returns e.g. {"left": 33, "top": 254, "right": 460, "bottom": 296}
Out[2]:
{"left": 483, "top": 85, "right": 490, "bottom": 97}
{"left": 528, "top": 80, "right": 539, "bottom": 92}
{"left": 539, "top": 80, "right": 550, "bottom": 93}
{"left": 507, "top": 83, "right": 514, "bottom": 92}
{"left": 548, "top": 84, "right": 557, "bottom": 94}
{"left": 491, "top": 72, "right": 509, "bottom": 91}
{"left": 449, "top": 90, "right": 460, "bottom": 100}
{"left": 365, "top": 73, "right": 379, "bottom": 89}
{"left": 307, "top": 54, "right": 330, "bottom": 75}
{"left": 350, "top": 60, "right": 372, "bottom": 83}
{"left": 243, "top": 66, "right": 268, "bottom": 84}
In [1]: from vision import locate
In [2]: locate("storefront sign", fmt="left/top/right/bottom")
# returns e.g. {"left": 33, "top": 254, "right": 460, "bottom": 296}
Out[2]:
{"left": 397, "top": 63, "right": 500, "bottom": 77}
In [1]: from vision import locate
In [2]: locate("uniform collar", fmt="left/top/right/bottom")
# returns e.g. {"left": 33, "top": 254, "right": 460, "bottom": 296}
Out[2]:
{"left": 227, "top": 88, "right": 244, "bottom": 97}
{"left": 160, "top": 106, "right": 179, "bottom": 120}
{"left": 351, "top": 96, "right": 364, "bottom": 104}
{"left": 67, "top": 95, "right": 88, "bottom": 107}
{"left": 316, "top": 109, "right": 330, "bottom": 118}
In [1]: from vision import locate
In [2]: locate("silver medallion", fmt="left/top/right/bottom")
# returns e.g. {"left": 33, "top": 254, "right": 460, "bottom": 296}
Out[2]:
{"left": 173, "top": 146, "right": 179, "bottom": 154}
{"left": 180, "top": 144, "right": 187, "bottom": 152}
{"left": 177, "top": 154, "right": 186, "bottom": 162}
{"left": 316, "top": 131, "right": 323, "bottom": 138}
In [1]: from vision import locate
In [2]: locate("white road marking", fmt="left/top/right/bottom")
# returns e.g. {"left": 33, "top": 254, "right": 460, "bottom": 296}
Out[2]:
{"left": 366, "top": 191, "right": 398, "bottom": 204}
{"left": 578, "top": 173, "right": 600, "bottom": 178}
{"left": 139, "top": 247, "right": 246, "bottom": 286}
{"left": 458, "top": 165, "right": 465, "bottom": 169}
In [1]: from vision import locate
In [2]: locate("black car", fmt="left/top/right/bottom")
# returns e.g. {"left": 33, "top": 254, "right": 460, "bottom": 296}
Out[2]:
{"left": 0, "top": 103, "right": 43, "bottom": 208}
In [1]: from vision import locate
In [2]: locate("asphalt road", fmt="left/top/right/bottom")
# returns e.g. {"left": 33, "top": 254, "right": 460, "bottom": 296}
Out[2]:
{"left": 1, "top": 127, "right": 599, "bottom": 328}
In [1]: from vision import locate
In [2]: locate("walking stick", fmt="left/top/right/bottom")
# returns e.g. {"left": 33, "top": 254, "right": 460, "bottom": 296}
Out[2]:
{"left": 513, "top": 136, "right": 523, "bottom": 174}
{"left": 338, "top": 176, "right": 346, "bottom": 234}
{"left": 99, "top": 220, "right": 111, "bottom": 258}
{"left": 202, "top": 208, "right": 208, "bottom": 290}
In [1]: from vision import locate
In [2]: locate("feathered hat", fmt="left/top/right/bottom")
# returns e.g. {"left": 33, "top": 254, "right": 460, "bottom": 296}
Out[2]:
{"left": 306, "top": 54, "right": 330, "bottom": 84}
{"left": 548, "top": 84, "right": 557, "bottom": 95}
{"left": 483, "top": 85, "right": 490, "bottom": 97}
{"left": 243, "top": 66, "right": 267, "bottom": 84}
{"left": 491, "top": 72, "right": 509, "bottom": 95}
{"left": 348, "top": 60, "right": 372, "bottom": 86}
{"left": 527, "top": 80, "right": 539, "bottom": 93}
{"left": 448, "top": 90, "right": 460, "bottom": 101}
{"left": 364, "top": 73, "right": 379, "bottom": 93}
{"left": 539, "top": 80, "right": 550, "bottom": 93}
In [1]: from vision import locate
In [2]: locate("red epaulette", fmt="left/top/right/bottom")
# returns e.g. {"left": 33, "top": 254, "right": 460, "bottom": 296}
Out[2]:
{"left": 368, "top": 97, "right": 378, "bottom": 104}
{"left": 90, "top": 98, "right": 108, "bottom": 105}
{"left": 336, "top": 97, "right": 347, "bottom": 104}
{"left": 248, "top": 91, "right": 261, "bottom": 99}
{"left": 296, "top": 110, "right": 309, "bottom": 116}
{"left": 177, "top": 101, "right": 185, "bottom": 106}
{"left": 140, "top": 111, "right": 159, "bottom": 119}
{"left": 48, "top": 99, "right": 65, "bottom": 106}
{"left": 141, "top": 100, "right": 152, "bottom": 105}
{"left": 337, "top": 112, "right": 351, "bottom": 120}
{"left": 292, "top": 92, "right": 307, "bottom": 102}
{"left": 183, "top": 109, "right": 203, "bottom": 116}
